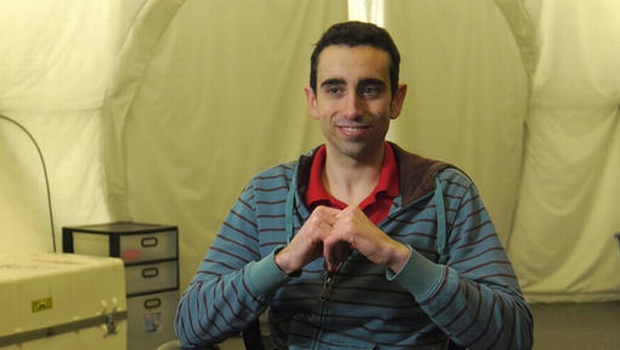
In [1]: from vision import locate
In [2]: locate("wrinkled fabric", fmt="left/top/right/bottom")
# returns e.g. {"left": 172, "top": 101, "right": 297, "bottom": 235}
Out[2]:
{"left": 1, "top": 0, "right": 618, "bottom": 304}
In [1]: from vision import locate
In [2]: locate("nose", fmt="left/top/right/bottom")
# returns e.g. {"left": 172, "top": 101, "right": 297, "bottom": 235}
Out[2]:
{"left": 342, "top": 92, "right": 364, "bottom": 119}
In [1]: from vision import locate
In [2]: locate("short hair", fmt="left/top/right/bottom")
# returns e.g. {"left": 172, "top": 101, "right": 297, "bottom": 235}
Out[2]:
{"left": 309, "top": 21, "right": 401, "bottom": 97}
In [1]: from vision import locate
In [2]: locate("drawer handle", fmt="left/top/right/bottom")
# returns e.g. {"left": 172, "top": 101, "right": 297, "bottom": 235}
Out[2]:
{"left": 142, "top": 267, "right": 159, "bottom": 279}
{"left": 141, "top": 236, "right": 159, "bottom": 248}
{"left": 144, "top": 298, "right": 162, "bottom": 309}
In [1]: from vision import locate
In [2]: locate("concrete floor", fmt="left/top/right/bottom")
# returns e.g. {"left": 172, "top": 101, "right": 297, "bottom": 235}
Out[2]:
{"left": 531, "top": 301, "right": 620, "bottom": 350}
{"left": 202, "top": 302, "right": 620, "bottom": 349}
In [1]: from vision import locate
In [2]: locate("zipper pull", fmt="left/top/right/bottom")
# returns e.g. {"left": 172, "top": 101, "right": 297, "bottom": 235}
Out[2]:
{"left": 320, "top": 274, "right": 334, "bottom": 302}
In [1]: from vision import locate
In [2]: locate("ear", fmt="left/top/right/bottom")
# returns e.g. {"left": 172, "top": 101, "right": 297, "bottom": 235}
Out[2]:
{"left": 304, "top": 86, "right": 320, "bottom": 120}
{"left": 389, "top": 84, "right": 408, "bottom": 120}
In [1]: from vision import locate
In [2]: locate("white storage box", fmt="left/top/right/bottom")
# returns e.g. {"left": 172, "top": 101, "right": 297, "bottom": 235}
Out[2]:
{"left": 63, "top": 222, "right": 180, "bottom": 348}
{"left": 128, "top": 291, "right": 179, "bottom": 350}
{"left": 0, "top": 253, "right": 127, "bottom": 349}
{"left": 63, "top": 222, "right": 178, "bottom": 264}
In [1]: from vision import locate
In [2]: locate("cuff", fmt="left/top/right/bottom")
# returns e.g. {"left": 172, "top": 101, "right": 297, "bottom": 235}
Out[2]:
{"left": 386, "top": 244, "right": 445, "bottom": 299}
{"left": 247, "top": 246, "right": 292, "bottom": 296}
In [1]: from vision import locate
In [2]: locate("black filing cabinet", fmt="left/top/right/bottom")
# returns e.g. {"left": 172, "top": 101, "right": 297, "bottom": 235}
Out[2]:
{"left": 63, "top": 222, "right": 179, "bottom": 350}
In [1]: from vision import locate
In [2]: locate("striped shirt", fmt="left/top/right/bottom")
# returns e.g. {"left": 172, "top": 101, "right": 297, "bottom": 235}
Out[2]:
{"left": 175, "top": 143, "right": 533, "bottom": 349}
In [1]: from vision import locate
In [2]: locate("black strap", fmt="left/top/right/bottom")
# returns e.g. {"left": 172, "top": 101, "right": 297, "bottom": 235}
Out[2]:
{"left": 242, "top": 319, "right": 265, "bottom": 350}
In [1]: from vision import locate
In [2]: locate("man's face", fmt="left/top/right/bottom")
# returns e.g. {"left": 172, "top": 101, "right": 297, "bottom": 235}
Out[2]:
{"left": 305, "top": 45, "right": 406, "bottom": 162}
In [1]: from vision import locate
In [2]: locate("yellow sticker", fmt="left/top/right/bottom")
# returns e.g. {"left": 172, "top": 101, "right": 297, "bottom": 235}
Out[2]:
{"left": 31, "top": 297, "right": 53, "bottom": 313}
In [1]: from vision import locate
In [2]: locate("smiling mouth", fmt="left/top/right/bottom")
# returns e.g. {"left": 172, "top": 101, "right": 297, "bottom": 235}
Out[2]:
{"left": 338, "top": 126, "right": 368, "bottom": 132}
{"left": 338, "top": 125, "right": 369, "bottom": 137}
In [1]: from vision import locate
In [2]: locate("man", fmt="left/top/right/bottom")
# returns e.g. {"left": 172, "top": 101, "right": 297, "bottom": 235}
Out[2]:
{"left": 175, "top": 21, "right": 533, "bottom": 349}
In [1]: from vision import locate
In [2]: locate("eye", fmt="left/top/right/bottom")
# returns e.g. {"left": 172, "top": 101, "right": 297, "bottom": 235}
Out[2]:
{"left": 324, "top": 85, "right": 344, "bottom": 97}
{"left": 362, "top": 86, "right": 378, "bottom": 94}
{"left": 328, "top": 87, "right": 340, "bottom": 94}
{"left": 359, "top": 85, "right": 381, "bottom": 98}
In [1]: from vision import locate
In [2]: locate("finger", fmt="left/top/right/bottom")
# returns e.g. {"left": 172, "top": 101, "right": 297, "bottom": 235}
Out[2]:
{"left": 323, "top": 238, "right": 352, "bottom": 273}
{"left": 313, "top": 205, "right": 340, "bottom": 225}
{"left": 322, "top": 238, "right": 338, "bottom": 272}
{"left": 317, "top": 205, "right": 342, "bottom": 215}
{"left": 324, "top": 250, "right": 342, "bottom": 273}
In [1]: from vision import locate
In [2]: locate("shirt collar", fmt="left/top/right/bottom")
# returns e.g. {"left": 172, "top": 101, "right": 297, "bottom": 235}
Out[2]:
{"left": 305, "top": 143, "right": 399, "bottom": 210}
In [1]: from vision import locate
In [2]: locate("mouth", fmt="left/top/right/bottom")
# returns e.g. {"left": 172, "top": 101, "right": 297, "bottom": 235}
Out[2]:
{"left": 337, "top": 125, "right": 369, "bottom": 137}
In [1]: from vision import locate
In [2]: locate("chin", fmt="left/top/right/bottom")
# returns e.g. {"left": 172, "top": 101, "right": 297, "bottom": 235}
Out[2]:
{"left": 338, "top": 143, "right": 377, "bottom": 160}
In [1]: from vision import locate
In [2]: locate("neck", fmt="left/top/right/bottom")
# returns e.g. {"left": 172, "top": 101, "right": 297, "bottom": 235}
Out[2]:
{"left": 322, "top": 144, "right": 385, "bottom": 205}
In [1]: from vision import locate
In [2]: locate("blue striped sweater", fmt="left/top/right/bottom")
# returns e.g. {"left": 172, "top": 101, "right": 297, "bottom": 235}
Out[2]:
{"left": 175, "top": 143, "right": 533, "bottom": 349}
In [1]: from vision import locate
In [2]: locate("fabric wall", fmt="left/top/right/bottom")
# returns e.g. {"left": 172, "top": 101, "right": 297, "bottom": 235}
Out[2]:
{"left": 103, "top": 0, "right": 348, "bottom": 289}
{"left": 0, "top": 0, "right": 146, "bottom": 254}
{"left": 385, "top": 0, "right": 620, "bottom": 302}
{"left": 508, "top": 0, "right": 620, "bottom": 302}
{"left": 384, "top": 0, "right": 532, "bottom": 246}
{"left": 1, "top": 0, "right": 619, "bottom": 303}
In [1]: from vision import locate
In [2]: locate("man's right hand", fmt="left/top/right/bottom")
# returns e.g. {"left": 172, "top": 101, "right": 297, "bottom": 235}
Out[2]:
{"left": 275, "top": 206, "right": 341, "bottom": 275}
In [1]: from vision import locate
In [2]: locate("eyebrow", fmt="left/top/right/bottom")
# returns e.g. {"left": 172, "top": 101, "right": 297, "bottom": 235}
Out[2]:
{"left": 320, "top": 78, "right": 387, "bottom": 89}
{"left": 320, "top": 78, "right": 346, "bottom": 88}
{"left": 357, "top": 78, "right": 387, "bottom": 90}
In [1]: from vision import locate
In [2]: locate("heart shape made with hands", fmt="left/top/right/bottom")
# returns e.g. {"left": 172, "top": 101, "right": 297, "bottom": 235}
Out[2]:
{"left": 288, "top": 205, "right": 385, "bottom": 275}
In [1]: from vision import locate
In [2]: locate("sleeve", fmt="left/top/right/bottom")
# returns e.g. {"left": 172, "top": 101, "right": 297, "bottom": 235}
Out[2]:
{"left": 174, "top": 182, "right": 292, "bottom": 348}
{"left": 388, "top": 169, "right": 534, "bottom": 349}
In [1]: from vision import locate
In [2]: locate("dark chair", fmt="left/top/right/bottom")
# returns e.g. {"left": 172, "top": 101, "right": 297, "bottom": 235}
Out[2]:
{"left": 241, "top": 319, "right": 265, "bottom": 350}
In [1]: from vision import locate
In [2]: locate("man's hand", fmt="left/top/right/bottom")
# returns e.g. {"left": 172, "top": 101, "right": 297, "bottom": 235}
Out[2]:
{"left": 323, "top": 205, "right": 411, "bottom": 274}
{"left": 275, "top": 206, "right": 340, "bottom": 275}
{"left": 275, "top": 205, "right": 411, "bottom": 275}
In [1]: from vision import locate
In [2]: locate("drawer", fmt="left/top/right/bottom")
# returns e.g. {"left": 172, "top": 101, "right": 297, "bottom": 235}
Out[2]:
{"left": 125, "top": 260, "right": 178, "bottom": 296}
{"left": 63, "top": 222, "right": 178, "bottom": 264}
{"left": 127, "top": 291, "right": 179, "bottom": 350}
{"left": 118, "top": 230, "right": 177, "bottom": 263}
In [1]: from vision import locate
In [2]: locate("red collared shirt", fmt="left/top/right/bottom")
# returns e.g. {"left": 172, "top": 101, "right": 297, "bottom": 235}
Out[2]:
{"left": 305, "top": 143, "right": 400, "bottom": 224}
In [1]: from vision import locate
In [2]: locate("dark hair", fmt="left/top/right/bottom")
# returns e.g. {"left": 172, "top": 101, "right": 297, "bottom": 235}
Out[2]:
{"left": 310, "top": 21, "right": 401, "bottom": 97}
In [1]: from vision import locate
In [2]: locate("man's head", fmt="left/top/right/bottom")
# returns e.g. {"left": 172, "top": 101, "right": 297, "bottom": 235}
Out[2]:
{"left": 304, "top": 21, "right": 408, "bottom": 163}
{"left": 310, "top": 21, "right": 401, "bottom": 97}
